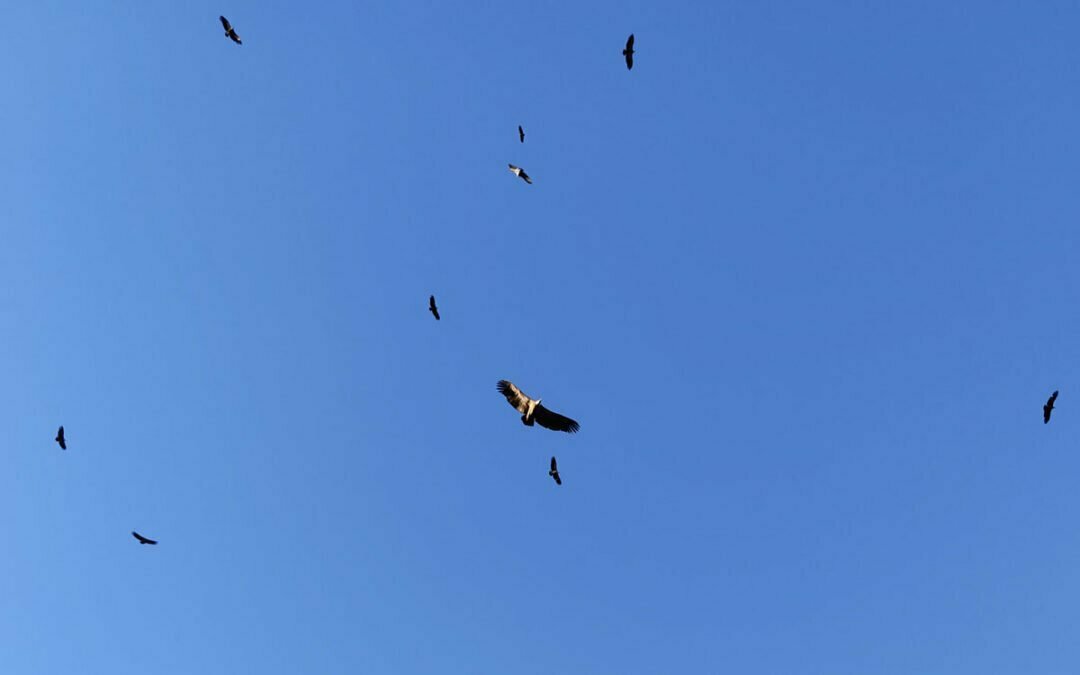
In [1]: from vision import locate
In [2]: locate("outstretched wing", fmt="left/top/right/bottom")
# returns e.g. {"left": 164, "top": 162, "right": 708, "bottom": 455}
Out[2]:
{"left": 220, "top": 16, "right": 232, "bottom": 32}
{"left": 535, "top": 404, "right": 579, "bottom": 433}
{"left": 519, "top": 170, "right": 532, "bottom": 184}
{"left": 626, "top": 34, "right": 635, "bottom": 51}
{"left": 497, "top": 380, "right": 532, "bottom": 414}
{"left": 550, "top": 456, "right": 558, "bottom": 472}
{"left": 553, "top": 472, "right": 562, "bottom": 485}
{"left": 132, "top": 531, "right": 157, "bottom": 544}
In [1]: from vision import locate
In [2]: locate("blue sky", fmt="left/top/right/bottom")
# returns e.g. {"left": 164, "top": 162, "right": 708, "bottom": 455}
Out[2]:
{"left": 4, "top": 2, "right": 1080, "bottom": 673}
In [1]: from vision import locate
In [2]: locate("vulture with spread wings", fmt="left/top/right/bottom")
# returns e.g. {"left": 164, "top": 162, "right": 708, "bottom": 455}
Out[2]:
{"left": 518, "top": 125, "right": 525, "bottom": 143}
{"left": 623, "top": 34, "right": 635, "bottom": 70}
{"left": 497, "top": 380, "right": 579, "bottom": 433}
{"left": 132, "top": 531, "right": 158, "bottom": 545}
{"left": 55, "top": 426, "right": 66, "bottom": 450}
{"left": 1044, "top": 390, "right": 1058, "bottom": 424}
{"left": 549, "top": 456, "right": 562, "bottom": 485}
{"left": 220, "top": 16, "right": 242, "bottom": 44}
{"left": 429, "top": 295, "right": 440, "bottom": 320}
{"left": 508, "top": 164, "right": 532, "bottom": 184}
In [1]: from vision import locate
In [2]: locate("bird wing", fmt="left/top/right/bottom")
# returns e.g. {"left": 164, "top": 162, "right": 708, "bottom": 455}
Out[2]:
{"left": 625, "top": 52, "right": 634, "bottom": 69}
{"left": 554, "top": 472, "right": 562, "bottom": 485}
{"left": 220, "top": 16, "right": 232, "bottom": 31}
{"left": 432, "top": 308, "right": 440, "bottom": 320}
{"left": 626, "top": 34, "right": 635, "bottom": 50}
{"left": 497, "top": 380, "right": 532, "bottom": 414}
{"left": 429, "top": 295, "right": 436, "bottom": 309}
{"left": 1050, "top": 391, "right": 1059, "bottom": 405}
{"left": 231, "top": 31, "right": 242, "bottom": 44}
{"left": 520, "top": 170, "right": 532, "bottom": 184}
{"left": 550, "top": 456, "right": 558, "bottom": 472}
{"left": 519, "top": 126, "right": 525, "bottom": 142}
{"left": 508, "top": 163, "right": 519, "bottom": 173}
{"left": 534, "top": 404, "right": 580, "bottom": 433}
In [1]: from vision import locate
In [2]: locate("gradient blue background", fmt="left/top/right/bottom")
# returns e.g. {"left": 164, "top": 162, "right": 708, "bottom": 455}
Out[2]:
{"left": 4, "top": 2, "right": 1080, "bottom": 673}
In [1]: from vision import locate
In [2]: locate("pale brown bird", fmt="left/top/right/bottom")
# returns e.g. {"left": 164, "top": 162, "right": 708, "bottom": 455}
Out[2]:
{"left": 496, "top": 380, "right": 579, "bottom": 433}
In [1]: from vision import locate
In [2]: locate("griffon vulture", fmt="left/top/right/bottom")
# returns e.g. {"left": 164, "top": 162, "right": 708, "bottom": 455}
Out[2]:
{"left": 518, "top": 125, "right": 525, "bottom": 143}
{"left": 496, "top": 380, "right": 579, "bottom": 433}
{"left": 508, "top": 164, "right": 532, "bottom": 184}
{"left": 429, "top": 295, "right": 440, "bottom": 321}
{"left": 220, "top": 16, "right": 242, "bottom": 44}
{"left": 55, "top": 426, "right": 66, "bottom": 450}
{"left": 623, "top": 34, "right": 635, "bottom": 70}
{"left": 549, "top": 456, "right": 562, "bottom": 485}
{"left": 1044, "top": 390, "right": 1059, "bottom": 424}
{"left": 132, "top": 531, "right": 158, "bottom": 545}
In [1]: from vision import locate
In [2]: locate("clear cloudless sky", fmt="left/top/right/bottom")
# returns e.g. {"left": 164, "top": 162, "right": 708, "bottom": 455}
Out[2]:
{"left": 3, "top": 2, "right": 1080, "bottom": 673}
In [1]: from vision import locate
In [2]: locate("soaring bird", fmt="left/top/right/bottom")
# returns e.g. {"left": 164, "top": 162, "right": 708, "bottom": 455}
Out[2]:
{"left": 623, "top": 34, "right": 635, "bottom": 70}
{"left": 429, "top": 295, "right": 440, "bottom": 321}
{"left": 55, "top": 426, "right": 66, "bottom": 450}
{"left": 1044, "top": 390, "right": 1059, "bottom": 424}
{"left": 508, "top": 164, "right": 532, "bottom": 184}
{"left": 132, "top": 531, "right": 158, "bottom": 545}
{"left": 549, "top": 456, "right": 562, "bottom": 485}
{"left": 496, "top": 380, "right": 579, "bottom": 433}
{"left": 518, "top": 125, "right": 525, "bottom": 143}
{"left": 220, "top": 16, "right": 242, "bottom": 44}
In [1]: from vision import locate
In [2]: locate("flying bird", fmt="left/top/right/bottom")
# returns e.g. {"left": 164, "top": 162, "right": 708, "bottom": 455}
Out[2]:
{"left": 549, "top": 456, "right": 562, "bottom": 485}
{"left": 429, "top": 295, "right": 440, "bottom": 321}
{"left": 496, "top": 380, "right": 579, "bottom": 433}
{"left": 623, "top": 34, "right": 635, "bottom": 70}
{"left": 132, "top": 531, "right": 158, "bottom": 545}
{"left": 518, "top": 125, "right": 525, "bottom": 143}
{"left": 55, "top": 426, "right": 66, "bottom": 450}
{"left": 220, "top": 16, "right": 242, "bottom": 44}
{"left": 1044, "top": 390, "right": 1059, "bottom": 424}
{"left": 508, "top": 164, "right": 532, "bottom": 184}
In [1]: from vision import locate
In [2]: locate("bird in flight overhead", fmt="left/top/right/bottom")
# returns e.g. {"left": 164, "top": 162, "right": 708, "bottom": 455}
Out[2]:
{"left": 623, "top": 34, "right": 635, "bottom": 70}
{"left": 1044, "top": 390, "right": 1059, "bottom": 424}
{"left": 549, "top": 456, "right": 562, "bottom": 485}
{"left": 518, "top": 125, "right": 525, "bottom": 143}
{"left": 132, "top": 531, "right": 158, "bottom": 545}
{"left": 55, "top": 426, "right": 66, "bottom": 450}
{"left": 496, "top": 380, "right": 579, "bottom": 433}
{"left": 220, "top": 16, "right": 242, "bottom": 44}
{"left": 508, "top": 164, "right": 532, "bottom": 184}
{"left": 429, "top": 295, "right": 440, "bottom": 321}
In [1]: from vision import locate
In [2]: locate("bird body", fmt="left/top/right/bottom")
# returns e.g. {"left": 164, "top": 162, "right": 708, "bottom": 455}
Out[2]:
{"left": 496, "top": 380, "right": 579, "bottom": 433}
{"left": 220, "top": 16, "right": 242, "bottom": 44}
{"left": 55, "top": 426, "right": 66, "bottom": 450}
{"left": 623, "top": 34, "right": 635, "bottom": 70}
{"left": 549, "top": 456, "right": 562, "bottom": 485}
{"left": 132, "top": 531, "right": 158, "bottom": 545}
{"left": 1044, "top": 390, "right": 1058, "bottom": 424}
{"left": 429, "top": 295, "right": 440, "bottom": 320}
{"left": 508, "top": 164, "right": 532, "bottom": 184}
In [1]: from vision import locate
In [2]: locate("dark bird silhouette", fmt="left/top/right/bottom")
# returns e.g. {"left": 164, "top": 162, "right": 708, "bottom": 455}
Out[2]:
{"left": 623, "top": 34, "right": 635, "bottom": 70}
{"left": 220, "top": 16, "right": 242, "bottom": 44}
{"left": 55, "top": 426, "right": 66, "bottom": 450}
{"left": 508, "top": 164, "right": 532, "bottom": 184}
{"left": 549, "top": 456, "right": 562, "bottom": 485}
{"left": 132, "top": 531, "right": 158, "bottom": 545}
{"left": 429, "top": 295, "right": 440, "bottom": 321}
{"left": 1044, "top": 390, "right": 1059, "bottom": 424}
{"left": 497, "top": 380, "right": 579, "bottom": 433}
{"left": 518, "top": 125, "right": 525, "bottom": 143}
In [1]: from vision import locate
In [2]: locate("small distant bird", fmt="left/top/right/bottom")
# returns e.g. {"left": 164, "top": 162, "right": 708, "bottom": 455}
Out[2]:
{"left": 429, "top": 295, "right": 440, "bottom": 321}
{"left": 508, "top": 164, "right": 532, "bottom": 184}
{"left": 497, "top": 380, "right": 579, "bottom": 433}
{"left": 55, "top": 426, "right": 66, "bottom": 450}
{"left": 623, "top": 34, "right": 635, "bottom": 70}
{"left": 220, "top": 16, "right": 242, "bottom": 44}
{"left": 518, "top": 125, "right": 525, "bottom": 143}
{"left": 132, "top": 531, "right": 158, "bottom": 545}
{"left": 549, "top": 456, "right": 562, "bottom": 485}
{"left": 1044, "top": 390, "right": 1059, "bottom": 424}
